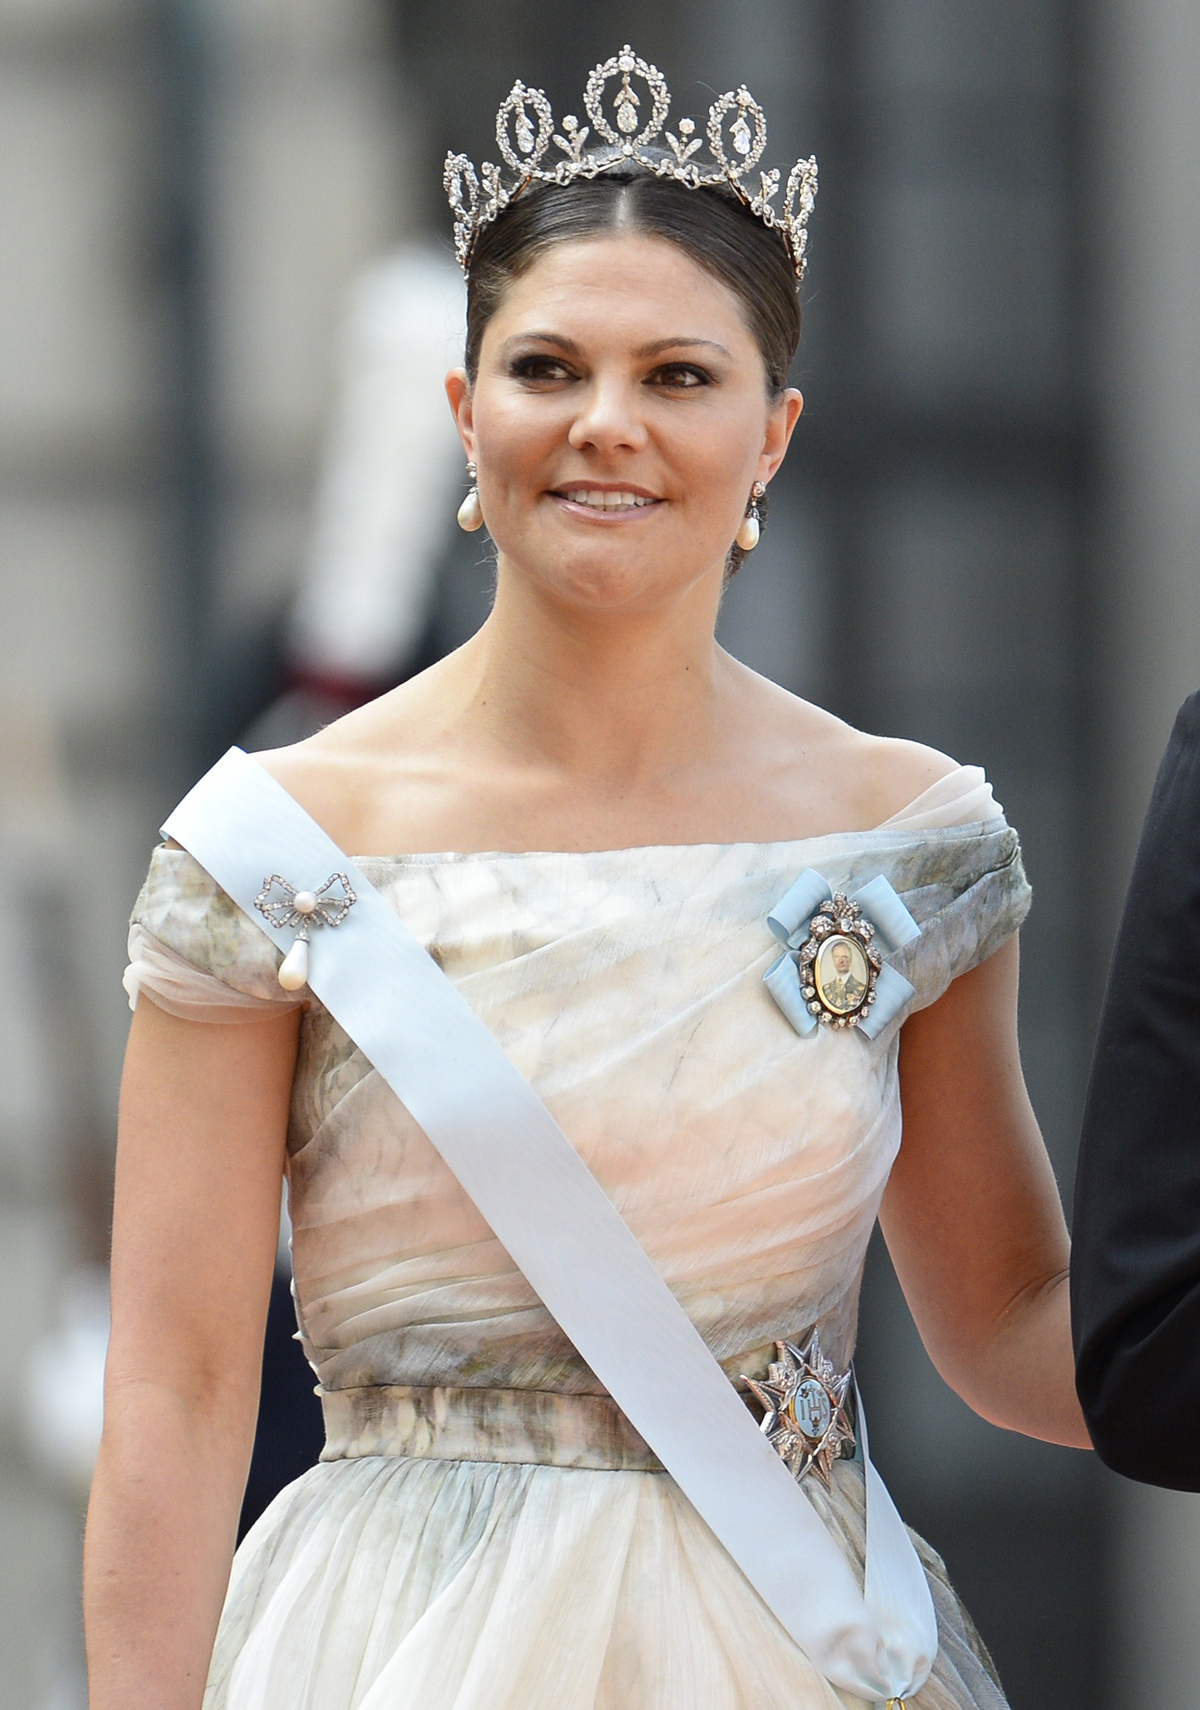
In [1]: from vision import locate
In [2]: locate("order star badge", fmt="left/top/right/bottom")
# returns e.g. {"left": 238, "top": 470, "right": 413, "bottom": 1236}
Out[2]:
{"left": 742, "top": 1331, "right": 855, "bottom": 1485}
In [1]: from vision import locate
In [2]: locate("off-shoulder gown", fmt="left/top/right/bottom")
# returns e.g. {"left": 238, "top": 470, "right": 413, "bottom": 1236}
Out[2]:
{"left": 124, "top": 764, "right": 1029, "bottom": 1710}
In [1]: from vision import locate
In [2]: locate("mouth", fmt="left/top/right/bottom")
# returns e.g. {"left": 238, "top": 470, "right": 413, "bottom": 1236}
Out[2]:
{"left": 549, "top": 485, "right": 663, "bottom": 521}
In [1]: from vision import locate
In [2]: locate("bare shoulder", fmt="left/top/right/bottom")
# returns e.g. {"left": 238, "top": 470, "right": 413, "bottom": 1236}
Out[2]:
{"left": 252, "top": 686, "right": 433, "bottom": 850}
{"left": 841, "top": 729, "right": 962, "bottom": 824}
{"left": 732, "top": 665, "right": 961, "bottom": 834}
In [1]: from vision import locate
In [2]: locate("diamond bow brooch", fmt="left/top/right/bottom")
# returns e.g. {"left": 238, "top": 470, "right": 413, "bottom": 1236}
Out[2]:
{"left": 255, "top": 872, "right": 357, "bottom": 991}
{"left": 743, "top": 1331, "right": 856, "bottom": 1485}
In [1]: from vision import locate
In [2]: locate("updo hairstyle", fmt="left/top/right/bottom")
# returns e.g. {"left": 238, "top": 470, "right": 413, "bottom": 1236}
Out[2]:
{"left": 462, "top": 164, "right": 803, "bottom": 573}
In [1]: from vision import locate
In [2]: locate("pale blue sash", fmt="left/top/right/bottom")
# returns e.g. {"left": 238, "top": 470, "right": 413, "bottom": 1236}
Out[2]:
{"left": 164, "top": 746, "right": 938, "bottom": 1706}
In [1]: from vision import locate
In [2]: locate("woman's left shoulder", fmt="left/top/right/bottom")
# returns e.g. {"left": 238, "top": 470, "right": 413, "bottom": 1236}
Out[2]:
{"left": 764, "top": 691, "right": 964, "bottom": 831}
{"left": 839, "top": 731, "right": 962, "bottom": 828}
{"left": 725, "top": 666, "right": 981, "bottom": 836}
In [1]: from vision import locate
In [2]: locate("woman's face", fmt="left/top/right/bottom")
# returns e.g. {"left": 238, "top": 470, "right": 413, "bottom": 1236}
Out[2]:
{"left": 447, "top": 231, "right": 802, "bottom": 619}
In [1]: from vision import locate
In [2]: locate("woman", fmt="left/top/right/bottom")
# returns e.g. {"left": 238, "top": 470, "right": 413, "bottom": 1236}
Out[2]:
{"left": 85, "top": 50, "right": 1089, "bottom": 1710}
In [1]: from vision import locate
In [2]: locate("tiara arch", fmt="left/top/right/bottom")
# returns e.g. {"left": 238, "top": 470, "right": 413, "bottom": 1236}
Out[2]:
{"left": 443, "top": 46, "right": 817, "bottom": 284}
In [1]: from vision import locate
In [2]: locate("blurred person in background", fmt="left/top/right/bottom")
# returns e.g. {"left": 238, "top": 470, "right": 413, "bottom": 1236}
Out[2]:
{"left": 249, "top": 243, "right": 468, "bottom": 746}
{"left": 1073, "top": 690, "right": 1200, "bottom": 1489}
{"left": 84, "top": 47, "right": 1089, "bottom": 1710}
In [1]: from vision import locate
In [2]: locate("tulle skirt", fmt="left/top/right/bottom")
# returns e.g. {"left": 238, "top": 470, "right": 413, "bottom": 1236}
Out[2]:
{"left": 203, "top": 1454, "right": 1007, "bottom": 1710}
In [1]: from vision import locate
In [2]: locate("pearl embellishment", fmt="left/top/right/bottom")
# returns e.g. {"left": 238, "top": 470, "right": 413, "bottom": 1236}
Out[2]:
{"left": 736, "top": 510, "right": 761, "bottom": 552}
{"left": 292, "top": 890, "right": 318, "bottom": 915}
{"left": 457, "top": 487, "right": 484, "bottom": 532}
{"left": 278, "top": 937, "right": 310, "bottom": 991}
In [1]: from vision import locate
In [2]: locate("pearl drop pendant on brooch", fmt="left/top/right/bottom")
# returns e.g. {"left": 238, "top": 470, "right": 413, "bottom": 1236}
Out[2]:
{"left": 278, "top": 890, "right": 318, "bottom": 990}
{"left": 279, "top": 938, "right": 309, "bottom": 991}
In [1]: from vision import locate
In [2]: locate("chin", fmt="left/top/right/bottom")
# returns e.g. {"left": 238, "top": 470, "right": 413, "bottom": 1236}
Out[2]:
{"left": 552, "top": 575, "right": 655, "bottom": 614}
{"left": 543, "top": 551, "right": 682, "bottom": 612}
{"left": 497, "top": 528, "right": 724, "bottom": 614}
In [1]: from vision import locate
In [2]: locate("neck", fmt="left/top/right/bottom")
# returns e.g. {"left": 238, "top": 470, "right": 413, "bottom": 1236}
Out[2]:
{"left": 445, "top": 555, "right": 732, "bottom": 786}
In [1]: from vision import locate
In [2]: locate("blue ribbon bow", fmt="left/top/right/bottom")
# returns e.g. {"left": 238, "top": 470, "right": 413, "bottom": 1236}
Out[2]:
{"left": 763, "top": 869, "right": 921, "bottom": 1040}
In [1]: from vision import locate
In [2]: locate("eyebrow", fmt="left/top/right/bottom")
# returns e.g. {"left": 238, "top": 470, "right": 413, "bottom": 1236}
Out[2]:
{"left": 634, "top": 336, "right": 733, "bottom": 360}
{"left": 500, "top": 332, "right": 734, "bottom": 361}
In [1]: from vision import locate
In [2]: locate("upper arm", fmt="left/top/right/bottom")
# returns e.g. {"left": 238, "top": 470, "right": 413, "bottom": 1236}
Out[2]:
{"left": 107, "top": 998, "right": 301, "bottom": 1414}
{"left": 882, "top": 935, "right": 1070, "bottom": 1382}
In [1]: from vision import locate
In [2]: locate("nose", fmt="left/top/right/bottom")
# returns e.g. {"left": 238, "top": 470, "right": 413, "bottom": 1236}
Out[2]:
{"left": 566, "top": 375, "right": 649, "bottom": 457}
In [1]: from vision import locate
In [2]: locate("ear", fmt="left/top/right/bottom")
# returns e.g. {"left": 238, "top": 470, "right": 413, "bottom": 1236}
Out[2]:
{"left": 757, "top": 387, "right": 803, "bottom": 484}
{"left": 445, "top": 368, "right": 475, "bottom": 461}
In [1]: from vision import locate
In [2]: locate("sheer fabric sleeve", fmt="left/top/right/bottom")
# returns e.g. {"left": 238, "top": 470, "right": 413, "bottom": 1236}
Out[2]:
{"left": 879, "top": 763, "right": 1002, "bottom": 831}
{"left": 124, "top": 846, "right": 304, "bottom": 1024}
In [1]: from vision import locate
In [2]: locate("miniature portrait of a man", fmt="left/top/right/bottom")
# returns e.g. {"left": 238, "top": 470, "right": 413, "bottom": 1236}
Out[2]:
{"left": 815, "top": 937, "right": 868, "bottom": 1015}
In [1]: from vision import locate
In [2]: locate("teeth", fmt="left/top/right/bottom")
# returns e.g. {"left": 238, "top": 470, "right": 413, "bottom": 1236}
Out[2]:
{"left": 562, "top": 489, "right": 654, "bottom": 510}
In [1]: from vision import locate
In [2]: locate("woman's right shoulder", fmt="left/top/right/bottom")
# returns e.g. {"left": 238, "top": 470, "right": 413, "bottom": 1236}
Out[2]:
{"left": 252, "top": 693, "right": 415, "bottom": 851}
{"left": 255, "top": 733, "right": 361, "bottom": 837}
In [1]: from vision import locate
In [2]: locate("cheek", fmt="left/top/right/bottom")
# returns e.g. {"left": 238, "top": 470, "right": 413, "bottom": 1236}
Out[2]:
{"left": 473, "top": 394, "right": 564, "bottom": 488}
{"left": 677, "top": 405, "right": 765, "bottom": 509}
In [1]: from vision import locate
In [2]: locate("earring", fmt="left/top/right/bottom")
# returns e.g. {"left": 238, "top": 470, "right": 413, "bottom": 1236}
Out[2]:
{"left": 736, "top": 481, "right": 766, "bottom": 552}
{"left": 457, "top": 462, "right": 484, "bottom": 532}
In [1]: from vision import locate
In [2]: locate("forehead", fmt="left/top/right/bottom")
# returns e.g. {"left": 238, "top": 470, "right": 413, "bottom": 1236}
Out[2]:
{"left": 482, "top": 231, "right": 760, "bottom": 353}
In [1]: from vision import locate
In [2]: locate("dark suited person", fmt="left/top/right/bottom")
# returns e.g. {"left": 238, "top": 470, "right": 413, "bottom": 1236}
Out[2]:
{"left": 1072, "top": 690, "right": 1200, "bottom": 1487}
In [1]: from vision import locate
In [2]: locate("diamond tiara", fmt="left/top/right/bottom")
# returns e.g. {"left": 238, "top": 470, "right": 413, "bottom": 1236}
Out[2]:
{"left": 443, "top": 45, "right": 818, "bottom": 282}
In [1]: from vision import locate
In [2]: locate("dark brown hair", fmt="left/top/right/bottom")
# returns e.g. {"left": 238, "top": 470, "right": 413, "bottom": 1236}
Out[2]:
{"left": 463, "top": 163, "right": 802, "bottom": 569}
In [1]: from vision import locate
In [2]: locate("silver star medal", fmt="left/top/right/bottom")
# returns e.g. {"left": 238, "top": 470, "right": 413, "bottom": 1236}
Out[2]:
{"left": 743, "top": 1331, "right": 855, "bottom": 1485}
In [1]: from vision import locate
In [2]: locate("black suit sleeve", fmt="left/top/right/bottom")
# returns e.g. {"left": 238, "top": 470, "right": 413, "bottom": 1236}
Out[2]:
{"left": 1072, "top": 690, "right": 1200, "bottom": 1487}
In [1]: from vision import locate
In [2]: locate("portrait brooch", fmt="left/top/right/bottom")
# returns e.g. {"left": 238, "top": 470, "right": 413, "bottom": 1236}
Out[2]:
{"left": 764, "top": 869, "right": 920, "bottom": 1040}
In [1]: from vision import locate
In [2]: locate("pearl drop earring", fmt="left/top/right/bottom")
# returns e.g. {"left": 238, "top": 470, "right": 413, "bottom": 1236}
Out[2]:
{"left": 457, "top": 462, "right": 484, "bottom": 532}
{"left": 736, "top": 481, "right": 766, "bottom": 552}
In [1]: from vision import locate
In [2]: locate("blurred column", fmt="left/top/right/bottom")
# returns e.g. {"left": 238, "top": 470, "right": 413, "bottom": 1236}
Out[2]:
{"left": 1094, "top": 0, "right": 1200, "bottom": 880}
{"left": 1093, "top": 0, "right": 1200, "bottom": 1702}
{"left": 0, "top": 0, "right": 170, "bottom": 1703}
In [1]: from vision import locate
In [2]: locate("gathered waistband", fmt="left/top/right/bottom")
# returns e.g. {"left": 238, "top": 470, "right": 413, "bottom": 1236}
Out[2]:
{"left": 318, "top": 1342, "right": 859, "bottom": 1475}
{"left": 319, "top": 1382, "right": 673, "bottom": 1471}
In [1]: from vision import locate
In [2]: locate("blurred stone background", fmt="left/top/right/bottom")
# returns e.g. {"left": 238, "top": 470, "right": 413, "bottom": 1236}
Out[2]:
{"left": 2, "top": 1, "right": 1200, "bottom": 1705}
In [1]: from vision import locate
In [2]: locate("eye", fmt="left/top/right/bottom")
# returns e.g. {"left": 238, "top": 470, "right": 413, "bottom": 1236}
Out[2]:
{"left": 508, "top": 353, "right": 577, "bottom": 384}
{"left": 647, "top": 363, "right": 714, "bottom": 390}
